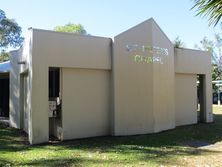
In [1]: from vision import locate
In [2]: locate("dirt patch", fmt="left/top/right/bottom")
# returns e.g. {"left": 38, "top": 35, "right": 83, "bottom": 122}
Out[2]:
{"left": 177, "top": 140, "right": 222, "bottom": 167}
{"left": 184, "top": 140, "right": 222, "bottom": 152}
{"left": 199, "top": 141, "right": 222, "bottom": 151}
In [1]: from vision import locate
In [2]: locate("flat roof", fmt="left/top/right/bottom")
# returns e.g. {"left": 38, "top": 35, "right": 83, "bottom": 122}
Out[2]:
{"left": 0, "top": 61, "right": 10, "bottom": 73}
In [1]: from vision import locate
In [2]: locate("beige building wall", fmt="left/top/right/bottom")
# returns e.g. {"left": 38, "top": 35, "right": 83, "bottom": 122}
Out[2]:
{"left": 175, "top": 48, "right": 213, "bottom": 123}
{"left": 151, "top": 20, "right": 175, "bottom": 132}
{"left": 113, "top": 19, "right": 154, "bottom": 135}
{"left": 113, "top": 18, "right": 176, "bottom": 135}
{"left": 62, "top": 68, "right": 110, "bottom": 140}
{"left": 29, "top": 29, "right": 112, "bottom": 144}
{"left": 9, "top": 50, "right": 20, "bottom": 128}
{"left": 9, "top": 29, "right": 33, "bottom": 134}
{"left": 9, "top": 18, "right": 213, "bottom": 144}
{"left": 175, "top": 74, "right": 197, "bottom": 126}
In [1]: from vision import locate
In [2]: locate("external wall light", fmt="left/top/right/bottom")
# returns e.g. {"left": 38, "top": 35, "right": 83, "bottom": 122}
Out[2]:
{"left": 17, "top": 61, "right": 26, "bottom": 65}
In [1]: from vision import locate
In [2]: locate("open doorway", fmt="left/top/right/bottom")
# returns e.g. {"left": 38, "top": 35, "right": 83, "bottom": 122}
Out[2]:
{"left": 48, "top": 67, "right": 62, "bottom": 141}
{"left": 197, "top": 74, "right": 206, "bottom": 123}
{"left": 0, "top": 74, "right": 9, "bottom": 118}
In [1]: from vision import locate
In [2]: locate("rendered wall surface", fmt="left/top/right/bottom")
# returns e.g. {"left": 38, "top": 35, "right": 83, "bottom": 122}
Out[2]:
{"left": 113, "top": 19, "right": 154, "bottom": 135}
{"left": 32, "top": 29, "right": 111, "bottom": 70}
{"left": 30, "top": 29, "right": 112, "bottom": 144}
{"left": 151, "top": 20, "right": 175, "bottom": 132}
{"left": 9, "top": 31, "right": 33, "bottom": 142}
{"left": 62, "top": 68, "right": 110, "bottom": 140}
{"left": 175, "top": 74, "right": 197, "bottom": 126}
{"left": 113, "top": 18, "right": 175, "bottom": 135}
{"left": 175, "top": 48, "right": 213, "bottom": 123}
{"left": 9, "top": 19, "right": 213, "bottom": 145}
{"left": 9, "top": 50, "right": 20, "bottom": 128}
{"left": 175, "top": 48, "right": 211, "bottom": 74}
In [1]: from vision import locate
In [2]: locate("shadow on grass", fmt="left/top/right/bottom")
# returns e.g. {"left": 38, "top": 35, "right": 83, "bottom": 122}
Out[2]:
{"left": 56, "top": 113, "right": 222, "bottom": 149}
{"left": 12, "top": 142, "right": 221, "bottom": 166}
{"left": 1, "top": 112, "right": 222, "bottom": 166}
{"left": 17, "top": 157, "right": 119, "bottom": 167}
{"left": 43, "top": 113, "right": 222, "bottom": 164}
{"left": 0, "top": 126, "right": 28, "bottom": 152}
{"left": 0, "top": 156, "right": 122, "bottom": 167}
{"left": 0, "top": 158, "right": 12, "bottom": 167}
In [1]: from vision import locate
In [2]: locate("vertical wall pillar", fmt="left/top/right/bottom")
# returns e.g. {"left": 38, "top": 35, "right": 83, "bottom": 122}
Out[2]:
{"left": 9, "top": 51, "right": 21, "bottom": 129}
{"left": 199, "top": 74, "right": 213, "bottom": 123}
{"left": 199, "top": 75, "right": 205, "bottom": 122}
{"left": 205, "top": 73, "right": 213, "bottom": 123}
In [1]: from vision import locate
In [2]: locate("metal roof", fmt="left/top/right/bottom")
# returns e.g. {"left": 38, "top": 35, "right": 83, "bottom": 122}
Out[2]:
{"left": 0, "top": 61, "right": 10, "bottom": 73}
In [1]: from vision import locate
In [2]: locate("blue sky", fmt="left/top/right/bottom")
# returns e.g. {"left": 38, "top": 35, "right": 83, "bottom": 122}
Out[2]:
{"left": 1, "top": 0, "right": 220, "bottom": 49}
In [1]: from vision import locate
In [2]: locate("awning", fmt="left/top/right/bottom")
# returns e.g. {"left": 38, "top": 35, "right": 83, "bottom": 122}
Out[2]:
{"left": 0, "top": 61, "right": 10, "bottom": 73}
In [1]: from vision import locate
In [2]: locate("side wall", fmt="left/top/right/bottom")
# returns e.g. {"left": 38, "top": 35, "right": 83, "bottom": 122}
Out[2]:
{"left": 113, "top": 18, "right": 176, "bottom": 135}
{"left": 175, "top": 48, "right": 213, "bottom": 123}
{"left": 9, "top": 51, "right": 20, "bottom": 128}
{"left": 9, "top": 30, "right": 33, "bottom": 141}
{"left": 113, "top": 20, "right": 154, "bottom": 135}
{"left": 31, "top": 29, "right": 112, "bottom": 144}
{"left": 152, "top": 20, "right": 175, "bottom": 132}
{"left": 175, "top": 73, "right": 197, "bottom": 126}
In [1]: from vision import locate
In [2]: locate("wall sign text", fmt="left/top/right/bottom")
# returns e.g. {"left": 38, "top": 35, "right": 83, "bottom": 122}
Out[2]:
{"left": 125, "top": 44, "right": 168, "bottom": 64}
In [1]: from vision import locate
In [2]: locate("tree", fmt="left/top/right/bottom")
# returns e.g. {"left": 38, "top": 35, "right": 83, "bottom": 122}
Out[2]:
{"left": 195, "top": 34, "right": 222, "bottom": 70}
{"left": 195, "top": 34, "right": 222, "bottom": 91}
{"left": 173, "top": 36, "right": 185, "bottom": 48}
{"left": 0, "top": 50, "right": 9, "bottom": 62}
{"left": 54, "top": 23, "right": 87, "bottom": 35}
{"left": 0, "top": 9, "right": 23, "bottom": 62}
{"left": 191, "top": 0, "right": 222, "bottom": 26}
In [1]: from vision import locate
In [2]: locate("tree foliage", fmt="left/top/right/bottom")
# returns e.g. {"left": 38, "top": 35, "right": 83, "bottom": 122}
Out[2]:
{"left": 0, "top": 51, "right": 9, "bottom": 62}
{"left": 173, "top": 36, "right": 185, "bottom": 48}
{"left": 195, "top": 34, "right": 222, "bottom": 91}
{"left": 195, "top": 34, "right": 222, "bottom": 71}
{"left": 192, "top": 0, "right": 222, "bottom": 26}
{"left": 54, "top": 23, "right": 87, "bottom": 35}
{"left": 0, "top": 9, "right": 23, "bottom": 49}
{"left": 0, "top": 9, "right": 23, "bottom": 62}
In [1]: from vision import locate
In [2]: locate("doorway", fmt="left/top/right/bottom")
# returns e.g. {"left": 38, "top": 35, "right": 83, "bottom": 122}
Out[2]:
{"left": 0, "top": 74, "right": 9, "bottom": 117}
{"left": 48, "top": 67, "right": 62, "bottom": 140}
{"left": 197, "top": 74, "right": 206, "bottom": 123}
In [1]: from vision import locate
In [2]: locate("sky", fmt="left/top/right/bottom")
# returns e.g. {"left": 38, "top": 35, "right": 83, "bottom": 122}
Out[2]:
{"left": 1, "top": 0, "right": 221, "bottom": 49}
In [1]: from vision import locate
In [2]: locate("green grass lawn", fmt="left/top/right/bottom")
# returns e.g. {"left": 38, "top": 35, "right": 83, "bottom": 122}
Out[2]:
{"left": 1, "top": 106, "right": 222, "bottom": 167}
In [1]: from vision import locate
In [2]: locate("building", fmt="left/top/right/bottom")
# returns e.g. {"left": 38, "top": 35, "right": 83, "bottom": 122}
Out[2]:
{"left": 4, "top": 18, "right": 213, "bottom": 144}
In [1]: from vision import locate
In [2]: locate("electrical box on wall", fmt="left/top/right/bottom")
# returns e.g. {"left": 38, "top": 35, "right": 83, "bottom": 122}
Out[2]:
{"left": 49, "top": 97, "right": 62, "bottom": 118}
{"left": 49, "top": 100, "right": 57, "bottom": 117}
